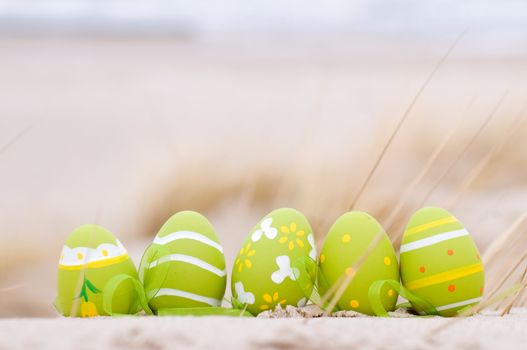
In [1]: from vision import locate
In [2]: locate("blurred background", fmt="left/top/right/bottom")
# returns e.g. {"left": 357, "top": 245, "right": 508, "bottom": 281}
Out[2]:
{"left": 1, "top": 0, "right": 527, "bottom": 317}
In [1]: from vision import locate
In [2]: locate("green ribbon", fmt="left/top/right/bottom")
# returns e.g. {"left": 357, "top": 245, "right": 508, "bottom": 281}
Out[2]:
{"left": 102, "top": 243, "right": 253, "bottom": 317}
{"left": 368, "top": 279, "right": 438, "bottom": 317}
{"left": 102, "top": 274, "right": 153, "bottom": 316}
{"left": 292, "top": 256, "right": 336, "bottom": 310}
{"left": 139, "top": 244, "right": 172, "bottom": 303}
{"left": 53, "top": 297, "right": 63, "bottom": 315}
{"left": 158, "top": 307, "right": 253, "bottom": 317}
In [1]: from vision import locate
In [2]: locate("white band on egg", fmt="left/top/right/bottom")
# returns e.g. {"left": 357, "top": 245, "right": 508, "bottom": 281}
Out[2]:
{"left": 147, "top": 288, "right": 222, "bottom": 306}
{"left": 153, "top": 231, "right": 224, "bottom": 253}
{"left": 400, "top": 229, "right": 470, "bottom": 253}
{"left": 148, "top": 254, "right": 227, "bottom": 277}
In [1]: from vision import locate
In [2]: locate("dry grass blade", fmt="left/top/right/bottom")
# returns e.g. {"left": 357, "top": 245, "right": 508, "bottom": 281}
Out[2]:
{"left": 418, "top": 92, "right": 507, "bottom": 206}
{"left": 447, "top": 111, "right": 527, "bottom": 208}
{"left": 0, "top": 283, "right": 27, "bottom": 292}
{"left": 482, "top": 210, "right": 527, "bottom": 266}
{"left": 484, "top": 252, "right": 527, "bottom": 306}
{"left": 0, "top": 125, "right": 33, "bottom": 155}
{"left": 499, "top": 265, "right": 527, "bottom": 316}
{"left": 321, "top": 228, "right": 386, "bottom": 316}
{"left": 383, "top": 117, "right": 462, "bottom": 240}
{"left": 347, "top": 29, "right": 467, "bottom": 211}
{"left": 429, "top": 217, "right": 527, "bottom": 337}
{"left": 386, "top": 97, "right": 476, "bottom": 243}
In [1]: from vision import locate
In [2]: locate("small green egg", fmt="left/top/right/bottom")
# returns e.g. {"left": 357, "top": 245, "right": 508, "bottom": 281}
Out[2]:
{"left": 56, "top": 225, "right": 138, "bottom": 317}
{"left": 318, "top": 211, "right": 399, "bottom": 315}
{"left": 231, "top": 208, "right": 317, "bottom": 316}
{"left": 400, "top": 207, "right": 484, "bottom": 316}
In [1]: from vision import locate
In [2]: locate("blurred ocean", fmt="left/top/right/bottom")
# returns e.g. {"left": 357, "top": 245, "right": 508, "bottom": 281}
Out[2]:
{"left": 1, "top": 0, "right": 527, "bottom": 54}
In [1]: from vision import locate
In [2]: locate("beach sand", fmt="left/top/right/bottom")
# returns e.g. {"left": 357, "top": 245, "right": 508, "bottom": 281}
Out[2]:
{"left": 1, "top": 309, "right": 526, "bottom": 350}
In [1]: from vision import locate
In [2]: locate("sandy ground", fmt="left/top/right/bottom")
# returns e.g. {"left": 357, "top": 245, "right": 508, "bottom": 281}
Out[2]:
{"left": 1, "top": 308, "right": 526, "bottom": 350}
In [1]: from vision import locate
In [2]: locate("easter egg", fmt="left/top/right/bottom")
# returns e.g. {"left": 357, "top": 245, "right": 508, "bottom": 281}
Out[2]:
{"left": 399, "top": 207, "right": 484, "bottom": 316}
{"left": 318, "top": 211, "right": 399, "bottom": 315}
{"left": 56, "top": 225, "right": 138, "bottom": 317}
{"left": 231, "top": 208, "right": 317, "bottom": 316}
{"left": 142, "top": 211, "right": 227, "bottom": 312}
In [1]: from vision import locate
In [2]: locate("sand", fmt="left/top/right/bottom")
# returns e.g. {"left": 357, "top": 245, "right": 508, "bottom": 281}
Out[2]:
{"left": 1, "top": 308, "right": 526, "bottom": 350}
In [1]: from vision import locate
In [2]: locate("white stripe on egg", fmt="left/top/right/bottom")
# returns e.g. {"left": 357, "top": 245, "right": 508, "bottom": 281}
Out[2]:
{"left": 153, "top": 231, "right": 224, "bottom": 253}
{"left": 400, "top": 229, "right": 470, "bottom": 253}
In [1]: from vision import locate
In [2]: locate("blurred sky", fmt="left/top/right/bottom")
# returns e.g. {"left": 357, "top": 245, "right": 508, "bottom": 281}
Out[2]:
{"left": 0, "top": 0, "right": 527, "bottom": 54}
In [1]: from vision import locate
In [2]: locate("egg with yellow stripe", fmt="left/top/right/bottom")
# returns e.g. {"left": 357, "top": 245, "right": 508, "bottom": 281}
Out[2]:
{"left": 400, "top": 207, "right": 485, "bottom": 316}
{"left": 142, "top": 211, "right": 227, "bottom": 313}
{"left": 56, "top": 225, "right": 138, "bottom": 317}
{"left": 318, "top": 211, "right": 400, "bottom": 315}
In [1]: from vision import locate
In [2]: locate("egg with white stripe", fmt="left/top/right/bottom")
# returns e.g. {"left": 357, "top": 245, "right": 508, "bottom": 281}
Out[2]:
{"left": 142, "top": 211, "right": 227, "bottom": 312}
{"left": 56, "top": 225, "right": 138, "bottom": 317}
{"left": 399, "top": 207, "right": 485, "bottom": 316}
{"left": 318, "top": 211, "right": 400, "bottom": 315}
{"left": 231, "top": 208, "right": 317, "bottom": 316}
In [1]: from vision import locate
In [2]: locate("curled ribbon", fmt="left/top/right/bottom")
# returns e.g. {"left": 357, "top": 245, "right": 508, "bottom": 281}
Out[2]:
{"left": 102, "top": 243, "right": 253, "bottom": 317}
{"left": 102, "top": 274, "right": 153, "bottom": 316}
{"left": 158, "top": 307, "right": 253, "bottom": 317}
{"left": 367, "top": 279, "right": 438, "bottom": 317}
{"left": 293, "top": 256, "right": 334, "bottom": 310}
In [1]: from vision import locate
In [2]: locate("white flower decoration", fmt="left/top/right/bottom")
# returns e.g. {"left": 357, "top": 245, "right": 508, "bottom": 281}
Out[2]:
{"left": 251, "top": 218, "right": 278, "bottom": 242}
{"left": 307, "top": 233, "right": 317, "bottom": 260}
{"left": 271, "top": 255, "right": 298, "bottom": 284}
{"left": 234, "top": 282, "right": 255, "bottom": 305}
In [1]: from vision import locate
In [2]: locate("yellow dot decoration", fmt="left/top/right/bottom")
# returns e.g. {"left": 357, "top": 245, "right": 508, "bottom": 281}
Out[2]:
{"left": 383, "top": 256, "right": 391, "bottom": 266}
{"left": 388, "top": 289, "right": 394, "bottom": 297}
{"left": 350, "top": 300, "right": 359, "bottom": 308}
{"left": 102, "top": 249, "right": 108, "bottom": 257}
{"left": 76, "top": 252, "right": 84, "bottom": 260}
{"left": 345, "top": 267, "right": 355, "bottom": 276}
{"left": 342, "top": 234, "right": 351, "bottom": 243}
{"left": 320, "top": 254, "right": 326, "bottom": 263}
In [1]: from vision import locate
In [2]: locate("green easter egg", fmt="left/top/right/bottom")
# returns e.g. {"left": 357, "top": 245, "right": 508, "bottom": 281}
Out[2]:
{"left": 318, "top": 211, "right": 399, "bottom": 315}
{"left": 56, "top": 225, "right": 138, "bottom": 317}
{"left": 400, "top": 207, "right": 485, "bottom": 316}
{"left": 143, "top": 211, "right": 227, "bottom": 312}
{"left": 231, "top": 208, "right": 317, "bottom": 316}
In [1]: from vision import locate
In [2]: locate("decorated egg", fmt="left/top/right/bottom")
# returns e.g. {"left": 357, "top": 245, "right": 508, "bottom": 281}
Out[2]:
{"left": 231, "top": 208, "right": 317, "bottom": 316}
{"left": 318, "top": 211, "right": 399, "bottom": 315}
{"left": 56, "top": 225, "right": 138, "bottom": 317}
{"left": 399, "top": 207, "right": 484, "bottom": 316}
{"left": 142, "top": 211, "right": 227, "bottom": 313}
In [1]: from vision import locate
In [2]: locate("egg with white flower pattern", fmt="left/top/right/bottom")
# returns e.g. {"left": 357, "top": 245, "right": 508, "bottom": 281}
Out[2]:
{"left": 141, "top": 211, "right": 227, "bottom": 313}
{"left": 231, "top": 208, "right": 317, "bottom": 315}
{"left": 400, "top": 207, "right": 484, "bottom": 316}
{"left": 56, "top": 225, "right": 138, "bottom": 317}
{"left": 318, "top": 211, "right": 399, "bottom": 315}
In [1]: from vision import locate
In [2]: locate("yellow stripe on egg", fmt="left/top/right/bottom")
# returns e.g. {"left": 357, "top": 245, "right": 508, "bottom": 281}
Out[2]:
{"left": 404, "top": 216, "right": 458, "bottom": 237}
{"left": 405, "top": 263, "right": 483, "bottom": 291}
{"left": 58, "top": 253, "right": 129, "bottom": 270}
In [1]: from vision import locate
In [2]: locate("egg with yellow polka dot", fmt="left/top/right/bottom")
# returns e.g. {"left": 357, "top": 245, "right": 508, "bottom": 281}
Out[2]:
{"left": 318, "top": 211, "right": 399, "bottom": 315}
{"left": 55, "top": 225, "right": 138, "bottom": 317}
{"left": 400, "top": 207, "right": 484, "bottom": 316}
